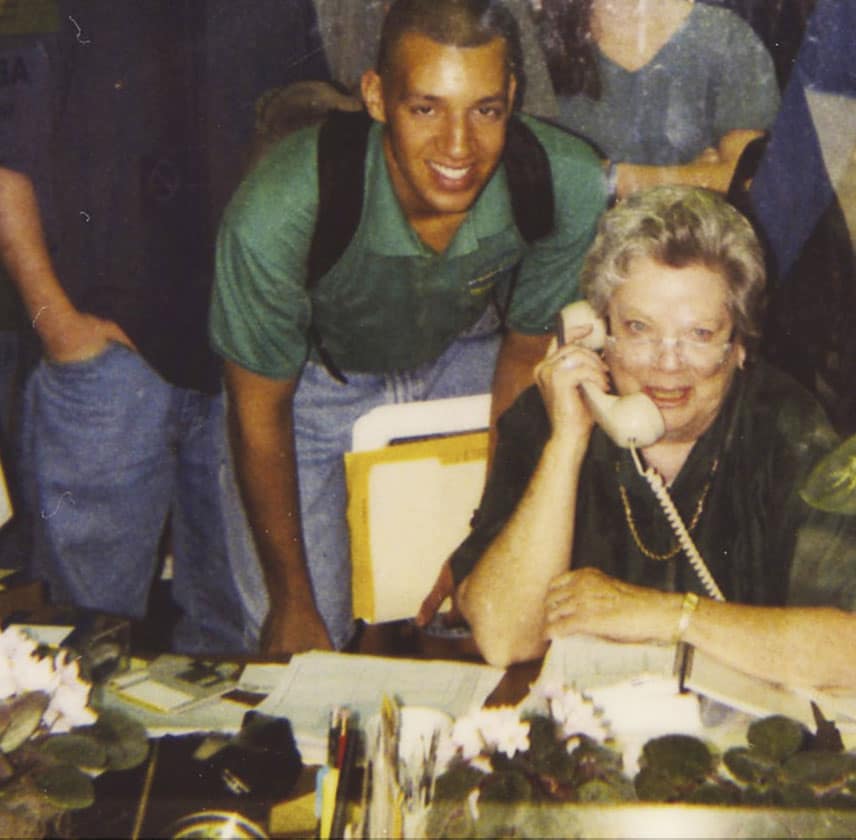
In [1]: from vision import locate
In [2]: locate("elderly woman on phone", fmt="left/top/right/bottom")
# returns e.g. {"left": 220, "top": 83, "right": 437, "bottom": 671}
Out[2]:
{"left": 450, "top": 186, "right": 856, "bottom": 693}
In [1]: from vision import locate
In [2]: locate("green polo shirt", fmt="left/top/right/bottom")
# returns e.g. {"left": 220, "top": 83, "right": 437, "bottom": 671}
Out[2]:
{"left": 210, "top": 115, "right": 606, "bottom": 379}
{"left": 451, "top": 360, "right": 856, "bottom": 612}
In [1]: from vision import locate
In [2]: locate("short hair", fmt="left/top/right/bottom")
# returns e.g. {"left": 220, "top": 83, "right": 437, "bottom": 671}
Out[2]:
{"left": 581, "top": 186, "right": 767, "bottom": 349}
{"left": 376, "top": 0, "right": 522, "bottom": 86}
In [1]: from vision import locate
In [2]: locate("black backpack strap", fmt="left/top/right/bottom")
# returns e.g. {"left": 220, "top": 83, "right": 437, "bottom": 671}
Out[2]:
{"left": 308, "top": 108, "right": 373, "bottom": 287}
{"left": 492, "top": 117, "right": 555, "bottom": 331}
{"left": 503, "top": 117, "right": 555, "bottom": 244}
{"left": 305, "top": 109, "right": 373, "bottom": 383}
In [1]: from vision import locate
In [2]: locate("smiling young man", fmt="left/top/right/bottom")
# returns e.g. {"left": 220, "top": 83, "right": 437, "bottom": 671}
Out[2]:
{"left": 210, "top": 0, "right": 606, "bottom": 655}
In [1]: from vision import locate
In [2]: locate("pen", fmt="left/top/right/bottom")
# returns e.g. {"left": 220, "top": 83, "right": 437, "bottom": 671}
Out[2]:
{"left": 330, "top": 723, "right": 359, "bottom": 839}
{"left": 674, "top": 641, "right": 694, "bottom": 693}
{"left": 328, "top": 707, "right": 341, "bottom": 767}
{"left": 335, "top": 708, "right": 351, "bottom": 769}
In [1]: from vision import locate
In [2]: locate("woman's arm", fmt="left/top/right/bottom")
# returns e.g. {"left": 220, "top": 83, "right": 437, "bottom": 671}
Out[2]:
{"left": 458, "top": 326, "right": 608, "bottom": 667}
{"left": 613, "top": 129, "right": 765, "bottom": 198}
{"left": 545, "top": 568, "right": 856, "bottom": 693}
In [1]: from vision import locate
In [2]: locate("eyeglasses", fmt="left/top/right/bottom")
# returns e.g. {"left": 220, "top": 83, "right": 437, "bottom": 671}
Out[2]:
{"left": 604, "top": 334, "right": 733, "bottom": 373}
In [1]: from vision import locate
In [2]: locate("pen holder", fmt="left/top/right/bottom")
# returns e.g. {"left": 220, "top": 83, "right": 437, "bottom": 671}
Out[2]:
{"left": 363, "top": 705, "right": 453, "bottom": 839}
{"left": 397, "top": 706, "right": 453, "bottom": 783}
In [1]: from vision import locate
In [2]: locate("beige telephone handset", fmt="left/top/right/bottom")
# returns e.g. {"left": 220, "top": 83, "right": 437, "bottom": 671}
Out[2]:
{"left": 557, "top": 300, "right": 725, "bottom": 602}
{"left": 557, "top": 300, "right": 665, "bottom": 448}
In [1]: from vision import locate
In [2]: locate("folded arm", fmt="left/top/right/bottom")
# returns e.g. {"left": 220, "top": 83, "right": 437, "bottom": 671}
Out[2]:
{"left": 614, "top": 129, "right": 765, "bottom": 199}
{"left": 457, "top": 327, "right": 608, "bottom": 666}
{"left": 546, "top": 567, "right": 856, "bottom": 693}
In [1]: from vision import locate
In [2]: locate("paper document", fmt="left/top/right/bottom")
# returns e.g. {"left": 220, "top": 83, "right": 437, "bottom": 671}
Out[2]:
{"left": 684, "top": 647, "right": 856, "bottom": 730}
{"left": 259, "top": 651, "right": 503, "bottom": 764}
{"left": 541, "top": 635, "right": 856, "bottom": 732}
{"left": 539, "top": 635, "right": 675, "bottom": 689}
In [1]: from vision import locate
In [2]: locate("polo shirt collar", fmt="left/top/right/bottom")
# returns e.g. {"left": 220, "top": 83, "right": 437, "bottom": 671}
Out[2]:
{"left": 364, "top": 122, "right": 515, "bottom": 257}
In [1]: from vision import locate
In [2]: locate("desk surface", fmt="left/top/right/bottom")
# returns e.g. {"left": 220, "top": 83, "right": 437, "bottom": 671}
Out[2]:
{"left": 70, "top": 618, "right": 535, "bottom": 839}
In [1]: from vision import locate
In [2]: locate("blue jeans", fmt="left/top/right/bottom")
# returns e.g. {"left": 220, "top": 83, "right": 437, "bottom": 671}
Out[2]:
{"left": 225, "top": 317, "right": 501, "bottom": 650}
{"left": 21, "top": 343, "right": 247, "bottom": 654}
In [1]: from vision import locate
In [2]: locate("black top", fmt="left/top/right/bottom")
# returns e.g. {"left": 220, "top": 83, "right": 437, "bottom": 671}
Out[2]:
{"left": 451, "top": 359, "right": 856, "bottom": 611}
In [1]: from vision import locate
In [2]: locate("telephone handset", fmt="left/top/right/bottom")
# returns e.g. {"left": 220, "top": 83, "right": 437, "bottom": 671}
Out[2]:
{"left": 557, "top": 300, "right": 665, "bottom": 449}
{"left": 556, "top": 300, "right": 725, "bottom": 602}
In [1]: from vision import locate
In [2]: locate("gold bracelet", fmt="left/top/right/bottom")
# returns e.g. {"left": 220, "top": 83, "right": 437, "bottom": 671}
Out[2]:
{"left": 675, "top": 592, "right": 699, "bottom": 642}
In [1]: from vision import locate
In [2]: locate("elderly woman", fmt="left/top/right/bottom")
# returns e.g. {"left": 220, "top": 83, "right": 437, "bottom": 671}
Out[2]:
{"left": 452, "top": 186, "right": 856, "bottom": 692}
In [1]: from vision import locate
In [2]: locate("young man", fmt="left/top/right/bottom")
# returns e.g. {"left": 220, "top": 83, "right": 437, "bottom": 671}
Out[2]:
{"left": 210, "top": 0, "right": 606, "bottom": 655}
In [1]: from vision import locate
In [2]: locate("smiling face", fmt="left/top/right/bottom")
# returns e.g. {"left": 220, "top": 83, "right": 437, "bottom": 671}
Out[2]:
{"left": 605, "top": 256, "right": 746, "bottom": 445}
{"left": 362, "top": 31, "right": 515, "bottom": 224}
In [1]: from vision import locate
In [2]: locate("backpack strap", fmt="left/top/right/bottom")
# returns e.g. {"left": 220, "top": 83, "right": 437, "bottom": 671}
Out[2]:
{"left": 305, "top": 109, "right": 373, "bottom": 383}
{"left": 504, "top": 116, "right": 555, "bottom": 244}
{"left": 308, "top": 108, "right": 374, "bottom": 288}
{"left": 491, "top": 117, "right": 556, "bottom": 332}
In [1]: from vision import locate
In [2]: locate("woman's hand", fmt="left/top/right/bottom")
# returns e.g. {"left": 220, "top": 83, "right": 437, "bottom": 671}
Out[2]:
{"left": 545, "top": 567, "right": 678, "bottom": 645}
{"left": 533, "top": 324, "right": 609, "bottom": 444}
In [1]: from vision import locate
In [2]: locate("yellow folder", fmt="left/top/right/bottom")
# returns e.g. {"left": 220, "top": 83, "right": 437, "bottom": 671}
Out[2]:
{"left": 345, "top": 430, "right": 487, "bottom": 624}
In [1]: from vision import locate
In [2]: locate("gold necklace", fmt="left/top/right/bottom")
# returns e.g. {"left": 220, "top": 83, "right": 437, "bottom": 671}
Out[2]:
{"left": 619, "top": 477, "right": 712, "bottom": 562}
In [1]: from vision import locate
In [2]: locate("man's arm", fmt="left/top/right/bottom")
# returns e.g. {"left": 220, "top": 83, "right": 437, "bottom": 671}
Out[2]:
{"left": 0, "top": 167, "right": 134, "bottom": 360}
{"left": 223, "top": 360, "right": 332, "bottom": 656}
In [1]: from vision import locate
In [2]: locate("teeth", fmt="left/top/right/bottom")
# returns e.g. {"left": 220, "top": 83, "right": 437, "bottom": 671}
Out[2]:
{"left": 650, "top": 388, "right": 687, "bottom": 400}
{"left": 431, "top": 162, "right": 470, "bottom": 180}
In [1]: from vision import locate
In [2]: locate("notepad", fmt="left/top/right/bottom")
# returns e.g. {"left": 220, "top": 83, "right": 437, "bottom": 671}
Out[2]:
{"left": 109, "top": 655, "right": 240, "bottom": 714}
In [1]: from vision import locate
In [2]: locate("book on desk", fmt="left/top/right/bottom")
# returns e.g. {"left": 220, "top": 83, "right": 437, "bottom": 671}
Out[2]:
{"left": 539, "top": 635, "right": 856, "bottom": 733}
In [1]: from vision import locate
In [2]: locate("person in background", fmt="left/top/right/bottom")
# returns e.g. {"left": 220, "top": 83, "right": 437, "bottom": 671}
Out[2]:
{"left": 534, "top": 0, "right": 780, "bottom": 201}
{"left": 699, "top": 0, "right": 816, "bottom": 88}
{"left": 313, "top": 0, "right": 559, "bottom": 120}
{"left": 210, "top": 0, "right": 606, "bottom": 655}
{"left": 453, "top": 186, "right": 856, "bottom": 695}
{"left": 749, "top": 0, "right": 856, "bottom": 437}
{"left": 20, "top": 1, "right": 327, "bottom": 653}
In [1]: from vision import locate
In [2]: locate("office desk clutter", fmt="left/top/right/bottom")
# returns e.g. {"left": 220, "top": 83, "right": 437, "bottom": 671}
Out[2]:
{"left": 11, "top": 604, "right": 856, "bottom": 838}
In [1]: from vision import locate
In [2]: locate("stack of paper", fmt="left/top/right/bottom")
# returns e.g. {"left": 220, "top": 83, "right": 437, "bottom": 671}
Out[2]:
{"left": 258, "top": 651, "right": 503, "bottom": 764}
{"left": 534, "top": 635, "right": 856, "bottom": 767}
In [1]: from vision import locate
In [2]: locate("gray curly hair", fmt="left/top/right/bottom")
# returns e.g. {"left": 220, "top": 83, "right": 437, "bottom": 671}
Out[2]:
{"left": 581, "top": 186, "right": 767, "bottom": 349}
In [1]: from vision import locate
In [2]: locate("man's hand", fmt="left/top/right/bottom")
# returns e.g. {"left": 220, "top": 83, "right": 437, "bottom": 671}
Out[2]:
{"left": 36, "top": 305, "right": 136, "bottom": 363}
{"left": 261, "top": 603, "right": 333, "bottom": 657}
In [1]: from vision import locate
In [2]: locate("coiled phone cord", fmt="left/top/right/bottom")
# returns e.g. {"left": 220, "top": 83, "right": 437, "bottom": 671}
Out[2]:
{"left": 629, "top": 446, "right": 726, "bottom": 602}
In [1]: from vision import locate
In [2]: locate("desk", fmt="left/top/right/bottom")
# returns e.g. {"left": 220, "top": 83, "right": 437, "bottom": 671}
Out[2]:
{"left": 69, "top": 618, "right": 535, "bottom": 838}
{"left": 10, "top": 600, "right": 856, "bottom": 839}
